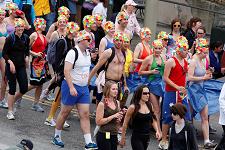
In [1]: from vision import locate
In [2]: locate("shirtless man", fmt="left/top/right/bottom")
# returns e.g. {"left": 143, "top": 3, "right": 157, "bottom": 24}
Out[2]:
{"left": 88, "top": 31, "right": 129, "bottom": 107}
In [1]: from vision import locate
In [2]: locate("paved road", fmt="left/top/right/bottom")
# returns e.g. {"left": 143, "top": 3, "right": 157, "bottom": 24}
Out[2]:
{"left": 0, "top": 86, "right": 224, "bottom": 150}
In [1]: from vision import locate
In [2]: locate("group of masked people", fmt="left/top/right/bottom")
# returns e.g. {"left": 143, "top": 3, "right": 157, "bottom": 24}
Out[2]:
{"left": 0, "top": 1, "right": 225, "bottom": 150}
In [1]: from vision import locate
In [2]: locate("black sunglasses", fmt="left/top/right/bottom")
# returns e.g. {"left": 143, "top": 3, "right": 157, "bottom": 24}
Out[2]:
{"left": 197, "top": 32, "right": 204, "bottom": 34}
{"left": 142, "top": 92, "right": 150, "bottom": 95}
{"left": 173, "top": 24, "right": 181, "bottom": 27}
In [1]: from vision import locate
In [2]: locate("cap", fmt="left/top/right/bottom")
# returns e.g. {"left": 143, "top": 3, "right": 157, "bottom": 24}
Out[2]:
{"left": 0, "top": 8, "right": 6, "bottom": 15}
{"left": 14, "top": 18, "right": 25, "bottom": 27}
{"left": 83, "top": 15, "right": 95, "bottom": 29}
{"left": 77, "top": 30, "right": 91, "bottom": 42}
{"left": 157, "top": 31, "right": 169, "bottom": 40}
{"left": 152, "top": 39, "right": 163, "bottom": 48}
{"left": 113, "top": 31, "right": 124, "bottom": 42}
{"left": 94, "top": 14, "right": 104, "bottom": 22}
{"left": 195, "top": 38, "right": 209, "bottom": 53}
{"left": 116, "top": 11, "right": 129, "bottom": 21}
{"left": 66, "top": 22, "right": 80, "bottom": 34}
{"left": 34, "top": 18, "right": 46, "bottom": 30}
{"left": 17, "top": 139, "right": 33, "bottom": 150}
{"left": 103, "top": 21, "right": 115, "bottom": 33}
{"left": 175, "top": 36, "right": 189, "bottom": 52}
{"left": 170, "top": 103, "right": 187, "bottom": 118}
{"left": 58, "top": 6, "right": 70, "bottom": 16}
{"left": 140, "top": 27, "right": 151, "bottom": 40}
{"left": 125, "top": 0, "right": 138, "bottom": 6}
{"left": 6, "top": 2, "right": 18, "bottom": 14}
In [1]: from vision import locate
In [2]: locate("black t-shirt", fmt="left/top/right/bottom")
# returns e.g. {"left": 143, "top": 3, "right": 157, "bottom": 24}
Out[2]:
{"left": 2, "top": 33, "right": 30, "bottom": 68}
{"left": 92, "top": 26, "right": 105, "bottom": 49}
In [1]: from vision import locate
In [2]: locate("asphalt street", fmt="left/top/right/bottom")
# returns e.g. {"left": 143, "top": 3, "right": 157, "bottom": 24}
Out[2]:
{"left": 0, "top": 85, "right": 224, "bottom": 150}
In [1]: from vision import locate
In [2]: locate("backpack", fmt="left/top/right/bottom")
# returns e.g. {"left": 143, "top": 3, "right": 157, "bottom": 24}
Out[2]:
{"left": 47, "top": 36, "right": 67, "bottom": 65}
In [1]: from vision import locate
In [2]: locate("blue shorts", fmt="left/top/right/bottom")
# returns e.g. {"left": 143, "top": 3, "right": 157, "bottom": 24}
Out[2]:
{"left": 61, "top": 80, "right": 90, "bottom": 106}
{"left": 162, "top": 91, "right": 191, "bottom": 124}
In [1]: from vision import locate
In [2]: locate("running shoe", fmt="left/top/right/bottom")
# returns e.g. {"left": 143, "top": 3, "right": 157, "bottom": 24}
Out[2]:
{"left": 40, "top": 89, "right": 48, "bottom": 100}
{"left": 204, "top": 141, "right": 217, "bottom": 149}
{"left": 0, "top": 98, "right": 8, "bottom": 109}
{"left": 7, "top": 111, "right": 15, "bottom": 120}
{"left": 52, "top": 135, "right": 64, "bottom": 148}
{"left": 44, "top": 118, "right": 56, "bottom": 127}
{"left": 158, "top": 140, "right": 169, "bottom": 150}
{"left": 63, "top": 121, "right": 70, "bottom": 128}
{"left": 47, "top": 92, "right": 55, "bottom": 101}
{"left": 15, "top": 98, "right": 22, "bottom": 109}
{"left": 31, "top": 104, "right": 44, "bottom": 112}
{"left": 85, "top": 143, "right": 98, "bottom": 150}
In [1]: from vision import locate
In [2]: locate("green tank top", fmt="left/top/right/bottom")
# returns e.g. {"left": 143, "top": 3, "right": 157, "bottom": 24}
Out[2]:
{"left": 148, "top": 56, "right": 165, "bottom": 81}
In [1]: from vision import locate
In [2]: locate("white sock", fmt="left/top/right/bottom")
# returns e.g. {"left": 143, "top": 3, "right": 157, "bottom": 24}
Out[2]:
{"left": 204, "top": 139, "right": 210, "bottom": 144}
{"left": 55, "top": 129, "right": 62, "bottom": 140}
{"left": 84, "top": 133, "right": 92, "bottom": 144}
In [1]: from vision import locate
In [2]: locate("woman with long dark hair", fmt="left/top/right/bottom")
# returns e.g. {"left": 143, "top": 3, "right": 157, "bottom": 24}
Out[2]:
{"left": 120, "top": 85, "right": 161, "bottom": 150}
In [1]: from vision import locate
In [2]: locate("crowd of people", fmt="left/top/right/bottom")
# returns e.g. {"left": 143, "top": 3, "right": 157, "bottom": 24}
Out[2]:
{"left": 0, "top": 0, "right": 225, "bottom": 150}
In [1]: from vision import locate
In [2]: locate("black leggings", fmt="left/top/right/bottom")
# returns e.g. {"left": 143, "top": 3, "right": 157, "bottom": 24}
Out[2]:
{"left": 6, "top": 65, "right": 28, "bottom": 95}
{"left": 131, "top": 132, "right": 150, "bottom": 150}
{"left": 96, "top": 132, "right": 118, "bottom": 150}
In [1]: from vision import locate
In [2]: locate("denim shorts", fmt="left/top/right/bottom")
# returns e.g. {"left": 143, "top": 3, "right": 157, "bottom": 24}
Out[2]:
{"left": 61, "top": 80, "right": 90, "bottom": 106}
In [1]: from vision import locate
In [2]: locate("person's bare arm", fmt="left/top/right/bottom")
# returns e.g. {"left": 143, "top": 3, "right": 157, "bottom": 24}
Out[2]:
{"left": 88, "top": 49, "right": 111, "bottom": 84}
{"left": 139, "top": 55, "right": 159, "bottom": 75}
{"left": 120, "top": 104, "right": 135, "bottom": 148}
{"left": 98, "top": 38, "right": 107, "bottom": 57}
{"left": 133, "top": 43, "right": 143, "bottom": 63}
{"left": 46, "top": 23, "right": 56, "bottom": 42}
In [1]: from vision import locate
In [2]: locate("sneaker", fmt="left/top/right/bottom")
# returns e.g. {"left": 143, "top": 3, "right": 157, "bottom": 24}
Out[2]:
{"left": 15, "top": 98, "right": 22, "bottom": 109}
{"left": 31, "top": 104, "right": 44, "bottom": 112}
{"left": 44, "top": 118, "right": 56, "bottom": 127}
{"left": 7, "top": 111, "right": 15, "bottom": 120}
{"left": 0, "top": 98, "right": 8, "bottom": 109}
{"left": 40, "top": 89, "right": 48, "bottom": 100}
{"left": 63, "top": 121, "right": 70, "bottom": 128}
{"left": 47, "top": 92, "right": 55, "bottom": 101}
{"left": 85, "top": 143, "right": 98, "bottom": 150}
{"left": 204, "top": 141, "right": 217, "bottom": 149}
{"left": 209, "top": 125, "right": 217, "bottom": 134}
{"left": 52, "top": 135, "right": 64, "bottom": 148}
{"left": 158, "top": 140, "right": 169, "bottom": 150}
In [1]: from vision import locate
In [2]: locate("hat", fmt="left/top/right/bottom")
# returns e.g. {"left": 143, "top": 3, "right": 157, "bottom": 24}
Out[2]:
{"left": 17, "top": 139, "right": 33, "bottom": 150}
{"left": 103, "top": 21, "right": 115, "bottom": 33}
{"left": 0, "top": 8, "right": 6, "bottom": 15}
{"left": 116, "top": 11, "right": 129, "bottom": 21}
{"left": 170, "top": 103, "right": 187, "bottom": 118}
{"left": 83, "top": 15, "right": 95, "bottom": 29}
{"left": 125, "top": 0, "right": 138, "bottom": 6}
{"left": 152, "top": 39, "right": 163, "bottom": 48}
{"left": 66, "top": 22, "right": 80, "bottom": 34}
{"left": 6, "top": 2, "right": 18, "bottom": 14}
{"left": 14, "top": 18, "right": 25, "bottom": 27}
{"left": 34, "top": 18, "right": 46, "bottom": 30}
{"left": 94, "top": 14, "right": 104, "bottom": 22}
{"left": 195, "top": 38, "right": 209, "bottom": 54}
{"left": 58, "top": 6, "right": 70, "bottom": 16}
{"left": 123, "top": 33, "right": 130, "bottom": 43}
{"left": 157, "top": 31, "right": 169, "bottom": 40}
{"left": 113, "top": 31, "right": 124, "bottom": 42}
{"left": 140, "top": 27, "right": 151, "bottom": 40}
{"left": 175, "top": 36, "right": 189, "bottom": 52}
{"left": 77, "top": 30, "right": 91, "bottom": 42}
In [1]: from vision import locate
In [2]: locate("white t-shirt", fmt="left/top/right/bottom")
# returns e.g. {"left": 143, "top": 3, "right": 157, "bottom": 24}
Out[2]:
{"left": 92, "top": 2, "right": 107, "bottom": 22}
{"left": 65, "top": 45, "right": 91, "bottom": 86}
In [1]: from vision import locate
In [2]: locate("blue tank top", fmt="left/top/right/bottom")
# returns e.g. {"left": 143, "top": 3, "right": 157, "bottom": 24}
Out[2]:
{"left": 105, "top": 37, "right": 114, "bottom": 50}
{"left": 0, "top": 31, "right": 8, "bottom": 37}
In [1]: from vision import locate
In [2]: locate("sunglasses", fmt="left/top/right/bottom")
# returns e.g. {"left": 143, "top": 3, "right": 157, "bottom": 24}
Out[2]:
{"left": 84, "top": 39, "right": 91, "bottom": 43}
{"left": 163, "top": 39, "right": 169, "bottom": 41}
{"left": 142, "top": 92, "right": 150, "bottom": 95}
{"left": 197, "top": 32, "right": 204, "bottom": 34}
{"left": 173, "top": 24, "right": 181, "bottom": 28}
